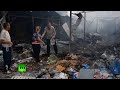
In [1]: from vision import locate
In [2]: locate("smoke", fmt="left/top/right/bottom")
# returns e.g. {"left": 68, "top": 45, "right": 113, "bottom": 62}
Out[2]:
{"left": 55, "top": 11, "right": 68, "bottom": 16}
{"left": 56, "top": 11, "right": 120, "bottom": 45}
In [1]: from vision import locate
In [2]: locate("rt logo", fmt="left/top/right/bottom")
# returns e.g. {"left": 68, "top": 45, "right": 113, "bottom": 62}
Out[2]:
{"left": 18, "top": 64, "right": 26, "bottom": 73}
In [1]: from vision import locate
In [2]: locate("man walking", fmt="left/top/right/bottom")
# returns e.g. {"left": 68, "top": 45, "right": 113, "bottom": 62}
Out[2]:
{"left": 42, "top": 21, "right": 58, "bottom": 56}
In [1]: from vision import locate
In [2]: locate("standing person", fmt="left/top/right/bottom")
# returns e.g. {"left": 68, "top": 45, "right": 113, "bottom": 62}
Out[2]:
{"left": 32, "top": 25, "right": 45, "bottom": 62}
{"left": 41, "top": 21, "right": 58, "bottom": 56}
{"left": 0, "top": 22, "right": 13, "bottom": 74}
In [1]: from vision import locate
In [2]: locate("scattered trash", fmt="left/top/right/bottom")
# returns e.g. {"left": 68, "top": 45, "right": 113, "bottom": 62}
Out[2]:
{"left": 11, "top": 76, "right": 36, "bottom": 79}
{"left": 67, "top": 69, "right": 79, "bottom": 79}
{"left": 56, "top": 65, "right": 66, "bottom": 72}
{"left": 17, "top": 57, "right": 33, "bottom": 63}
{"left": 100, "top": 70, "right": 110, "bottom": 79}
{"left": 82, "top": 64, "right": 89, "bottom": 69}
{"left": 106, "top": 54, "right": 116, "bottom": 62}
{"left": 70, "top": 54, "right": 78, "bottom": 60}
{"left": 65, "top": 54, "right": 78, "bottom": 60}
{"left": 93, "top": 60, "right": 106, "bottom": 68}
{"left": 78, "top": 69, "right": 94, "bottom": 79}
{"left": 47, "top": 55, "right": 58, "bottom": 64}
{"left": 11, "top": 63, "right": 18, "bottom": 69}
{"left": 1, "top": 41, "right": 120, "bottom": 79}
{"left": 109, "top": 65, "right": 120, "bottom": 75}
{"left": 67, "top": 67, "right": 75, "bottom": 72}
{"left": 53, "top": 72, "right": 68, "bottom": 79}
{"left": 94, "top": 68, "right": 110, "bottom": 79}
{"left": 59, "top": 72, "right": 68, "bottom": 79}
{"left": 19, "top": 49, "right": 32, "bottom": 59}
{"left": 73, "top": 72, "right": 79, "bottom": 79}
{"left": 37, "top": 72, "right": 47, "bottom": 78}
{"left": 50, "top": 39, "right": 56, "bottom": 45}
{"left": 41, "top": 73, "right": 51, "bottom": 79}
{"left": 101, "top": 51, "right": 108, "bottom": 59}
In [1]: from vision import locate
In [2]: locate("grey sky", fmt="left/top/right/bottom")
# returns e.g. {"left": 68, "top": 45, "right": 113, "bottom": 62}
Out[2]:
{"left": 56, "top": 11, "right": 120, "bottom": 20}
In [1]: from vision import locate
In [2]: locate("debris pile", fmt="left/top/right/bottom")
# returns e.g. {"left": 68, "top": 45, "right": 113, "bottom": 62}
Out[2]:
{"left": 36, "top": 54, "right": 93, "bottom": 79}
{"left": 1, "top": 41, "right": 120, "bottom": 79}
{"left": 93, "top": 69, "right": 111, "bottom": 79}
{"left": 11, "top": 76, "right": 36, "bottom": 79}
{"left": 47, "top": 55, "right": 59, "bottom": 64}
{"left": 12, "top": 43, "right": 33, "bottom": 61}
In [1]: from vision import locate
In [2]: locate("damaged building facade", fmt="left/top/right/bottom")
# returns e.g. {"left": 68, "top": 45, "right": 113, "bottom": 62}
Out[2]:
{"left": 0, "top": 11, "right": 120, "bottom": 79}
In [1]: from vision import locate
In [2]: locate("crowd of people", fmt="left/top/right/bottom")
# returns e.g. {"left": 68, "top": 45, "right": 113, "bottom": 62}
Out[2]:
{"left": 0, "top": 20, "right": 58, "bottom": 74}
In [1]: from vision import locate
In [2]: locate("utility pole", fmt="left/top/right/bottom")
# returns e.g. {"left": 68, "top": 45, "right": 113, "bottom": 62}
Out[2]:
{"left": 83, "top": 11, "right": 86, "bottom": 41}
{"left": 69, "top": 11, "right": 72, "bottom": 54}
{"left": 96, "top": 17, "right": 98, "bottom": 33}
{"left": 31, "top": 11, "right": 34, "bottom": 33}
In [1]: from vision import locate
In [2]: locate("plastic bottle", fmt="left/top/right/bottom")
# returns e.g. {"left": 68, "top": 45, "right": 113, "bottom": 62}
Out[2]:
{"left": 50, "top": 39, "right": 55, "bottom": 45}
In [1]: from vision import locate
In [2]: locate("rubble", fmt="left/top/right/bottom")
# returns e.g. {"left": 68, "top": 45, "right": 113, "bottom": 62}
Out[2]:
{"left": 35, "top": 54, "right": 82, "bottom": 79}
{"left": 93, "top": 59, "right": 106, "bottom": 68}
{"left": 1, "top": 41, "right": 120, "bottom": 79}
{"left": 56, "top": 65, "right": 66, "bottom": 72}
{"left": 8, "top": 51, "right": 116, "bottom": 79}
{"left": 11, "top": 63, "right": 18, "bottom": 71}
{"left": 70, "top": 54, "right": 78, "bottom": 60}
{"left": 101, "top": 51, "right": 108, "bottom": 59}
{"left": 19, "top": 49, "right": 32, "bottom": 59}
{"left": 109, "top": 58, "right": 120, "bottom": 75}
{"left": 78, "top": 69, "right": 94, "bottom": 79}
{"left": 93, "top": 68, "right": 111, "bottom": 79}
{"left": 12, "top": 43, "right": 33, "bottom": 61}
{"left": 53, "top": 72, "right": 68, "bottom": 79}
{"left": 11, "top": 76, "right": 36, "bottom": 79}
{"left": 47, "top": 54, "right": 59, "bottom": 64}
{"left": 82, "top": 64, "right": 89, "bottom": 69}
{"left": 17, "top": 57, "right": 33, "bottom": 63}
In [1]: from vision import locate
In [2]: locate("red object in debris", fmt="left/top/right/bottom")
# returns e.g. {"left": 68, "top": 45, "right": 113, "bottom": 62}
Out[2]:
{"left": 32, "top": 42, "right": 42, "bottom": 44}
